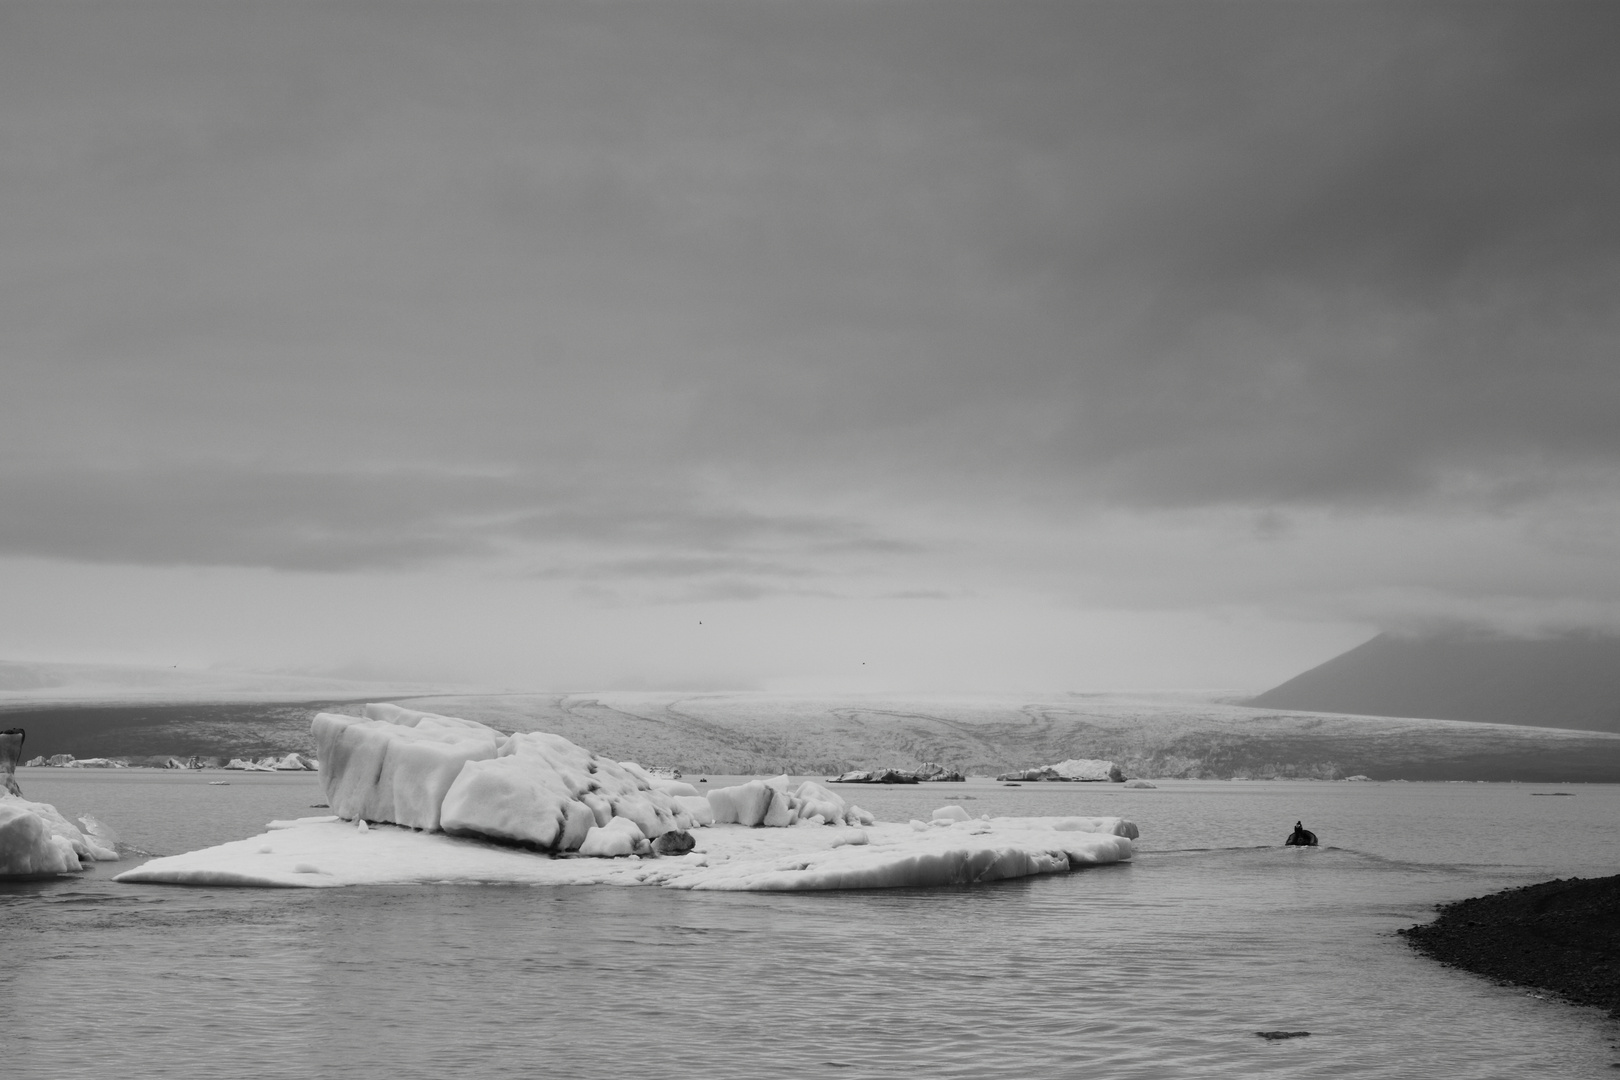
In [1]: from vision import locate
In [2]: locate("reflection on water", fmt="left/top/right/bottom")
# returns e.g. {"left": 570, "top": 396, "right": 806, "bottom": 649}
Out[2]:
{"left": 5, "top": 775, "right": 1619, "bottom": 1079}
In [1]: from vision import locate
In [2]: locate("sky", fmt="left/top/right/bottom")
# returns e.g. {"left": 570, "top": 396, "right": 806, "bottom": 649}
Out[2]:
{"left": 1, "top": 1, "right": 1617, "bottom": 693}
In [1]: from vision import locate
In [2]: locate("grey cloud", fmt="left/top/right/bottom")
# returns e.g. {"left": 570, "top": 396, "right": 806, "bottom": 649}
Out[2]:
{"left": 506, "top": 505, "right": 921, "bottom": 557}
{"left": 2, "top": 1, "right": 1617, "bottom": 580}
{"left": 531, "top": 554, "right": 816, "bottom": 582}
{"left": 656, "top": 579, "right": 841, "bottom": 605}
{"left": 0, "top": 467, "right": 915, "bottom": 576}
{"left": 0, "top": 469, "right": 512, "bottom": 572}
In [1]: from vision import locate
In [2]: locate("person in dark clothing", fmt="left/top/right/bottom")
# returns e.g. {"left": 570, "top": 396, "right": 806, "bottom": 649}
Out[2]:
{"left": 1285, "top": 820, "right": 1318, "bottom": 846}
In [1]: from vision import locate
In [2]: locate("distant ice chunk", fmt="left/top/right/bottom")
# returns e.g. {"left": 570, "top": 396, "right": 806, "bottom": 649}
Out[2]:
{"left": 997, "top": 759, "right": 1124, "bottom": 782}
{"left": 707, "top": 778, "right": 864, "bottom": 828}
{"left": 932, "top": 805, "right": 972, "bottom": 823}
{"left": 618, "top": 761, "right": 701, "bottom": 798}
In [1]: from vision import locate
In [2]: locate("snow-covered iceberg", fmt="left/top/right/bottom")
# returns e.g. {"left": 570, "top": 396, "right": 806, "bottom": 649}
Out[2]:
{"left": 111, "top": 703, "right": 1137, "bottom": 891}
{"left": 0, "top": 796, "right": 120, "bottom": 877}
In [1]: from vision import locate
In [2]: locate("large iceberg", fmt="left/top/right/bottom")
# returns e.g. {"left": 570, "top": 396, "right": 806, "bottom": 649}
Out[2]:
{"left": 0, "top": 795, "right": 120, "bottom": 877}
{"left": 112, "top": 703, "right": 1138, "bottom": 891}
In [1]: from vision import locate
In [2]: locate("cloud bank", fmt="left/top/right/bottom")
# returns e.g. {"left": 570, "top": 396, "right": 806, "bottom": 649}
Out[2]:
{"left": 1, "top": 2, "right": 1615, "bottom": 686}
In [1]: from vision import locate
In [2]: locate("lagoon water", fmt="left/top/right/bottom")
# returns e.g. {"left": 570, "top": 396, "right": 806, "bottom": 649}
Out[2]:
{"left": 5, "top": 771, "right": 1619, "bottom": 1079}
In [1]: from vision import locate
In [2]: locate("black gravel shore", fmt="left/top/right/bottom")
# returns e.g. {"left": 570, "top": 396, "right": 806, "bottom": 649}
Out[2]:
{"left": 1400, "top": 875, "right": 1620, "bottom": 1017}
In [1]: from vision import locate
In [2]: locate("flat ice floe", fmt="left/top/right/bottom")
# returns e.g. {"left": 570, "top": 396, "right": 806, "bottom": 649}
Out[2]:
{"left": 113, "top": 813, "right": 1135, "bottom": 891}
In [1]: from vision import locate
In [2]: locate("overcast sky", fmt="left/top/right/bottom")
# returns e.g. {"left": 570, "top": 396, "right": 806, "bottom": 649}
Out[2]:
{"left": 2, "top": 1, "right": 1616, "bottom": 692}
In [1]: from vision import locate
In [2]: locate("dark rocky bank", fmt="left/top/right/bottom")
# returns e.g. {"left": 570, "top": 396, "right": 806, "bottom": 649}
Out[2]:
{"left": 1400, "top": 874, "right": 1620, "bottom": 1017}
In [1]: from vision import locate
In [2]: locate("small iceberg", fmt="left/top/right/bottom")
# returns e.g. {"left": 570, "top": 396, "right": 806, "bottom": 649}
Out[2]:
{"left": 1, "top": 796, "right": 121, "bottom": 878}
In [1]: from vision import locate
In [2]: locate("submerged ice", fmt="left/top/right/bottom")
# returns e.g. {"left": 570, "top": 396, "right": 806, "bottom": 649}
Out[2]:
{"left": 114, "top": 704, "right": 1137, "bottom": 892}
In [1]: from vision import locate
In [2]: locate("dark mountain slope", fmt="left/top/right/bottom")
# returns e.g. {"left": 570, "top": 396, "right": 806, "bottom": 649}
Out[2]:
{"left": 1247, "top": 633, "right": 1620, "bottom": 734}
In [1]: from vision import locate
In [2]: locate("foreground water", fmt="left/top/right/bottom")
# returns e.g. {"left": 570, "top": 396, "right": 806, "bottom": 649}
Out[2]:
{"left": 5, "top": 771, "right": 1618, "bottom": 1079}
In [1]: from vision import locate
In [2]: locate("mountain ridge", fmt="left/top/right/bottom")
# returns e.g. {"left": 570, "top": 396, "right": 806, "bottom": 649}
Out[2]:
{"left": 1246, "top": 633, "right": 1620, "bottom": 735}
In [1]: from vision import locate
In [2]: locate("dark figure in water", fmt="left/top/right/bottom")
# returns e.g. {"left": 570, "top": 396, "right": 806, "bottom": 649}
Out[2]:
{"left": 1285, "top": 821, "right": 1318, "bottom": 847}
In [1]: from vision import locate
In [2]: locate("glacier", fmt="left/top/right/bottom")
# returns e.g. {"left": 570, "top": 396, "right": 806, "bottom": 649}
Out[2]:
{"left": 113, "top": 704, "right": 1137, "bottom": 892}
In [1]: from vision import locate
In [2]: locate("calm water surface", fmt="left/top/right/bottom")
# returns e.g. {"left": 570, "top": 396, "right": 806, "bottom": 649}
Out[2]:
{"left": 4, "top": 771, "right": 1618, "bottom": 1079}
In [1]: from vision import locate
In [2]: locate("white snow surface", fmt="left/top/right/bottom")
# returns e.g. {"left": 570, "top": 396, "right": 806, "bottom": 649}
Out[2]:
{"left": 113, "top": 813, "right": 1135, "bottom": 891}
{"left": 0, "top": 795, "right": 119, "bottom": 877}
